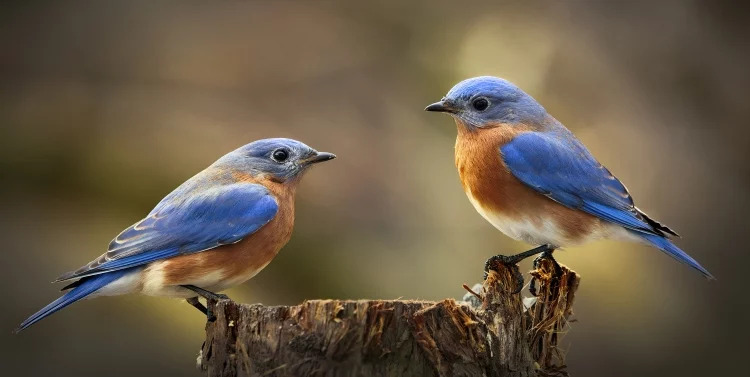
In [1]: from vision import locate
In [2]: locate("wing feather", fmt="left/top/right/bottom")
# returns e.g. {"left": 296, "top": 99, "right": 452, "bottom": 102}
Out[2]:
{"left": 500, "top": 132, "right": 672, "bottom": 237}
{"left": 55, "top": 183, "right": 278, "bottom": 282}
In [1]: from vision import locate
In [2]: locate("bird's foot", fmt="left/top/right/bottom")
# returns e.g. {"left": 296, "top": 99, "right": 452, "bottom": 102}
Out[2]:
{"left": 182, "top": 285, "right": 231, "bottom": 322}
{"left": 484, "top": 244, "right": 555, "bottom": 294}
{"left": 186, "top": 297, "right": 208, "bottom": 315}
{"left": 529, "top": 251, "right": 562, "bottom": 297}
{"left": 186, "top": 297, "right": 217, "bottom": 322}
{"left": 212, "top": 293, "right": 230, "bottom": 300}
{"left": 484, "top": 255, "right": 525, "bottom": 293}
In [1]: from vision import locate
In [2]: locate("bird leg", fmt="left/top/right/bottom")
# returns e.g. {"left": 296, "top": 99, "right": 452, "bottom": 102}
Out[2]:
{"left": 181, "top": 285, "right": 231, "bottom": 322}
{"left": 529, "top": 250, "right": 563, "bottom": 297}
{"left": 484, "top": 244, "right": 555, "bottom": 294}
{"left": 181, "top": 285, "right": 230, "bottom": 301}
{"left": 186, "top": 297, "right": 209, "bottom": 316}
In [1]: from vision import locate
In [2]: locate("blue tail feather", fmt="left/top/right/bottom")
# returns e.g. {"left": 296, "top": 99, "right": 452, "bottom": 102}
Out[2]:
{"left": 639, "top": 233, "right": 714, "bottom": 279}
{"left": 15, "top": 269, "right": 129, "bottom": 332}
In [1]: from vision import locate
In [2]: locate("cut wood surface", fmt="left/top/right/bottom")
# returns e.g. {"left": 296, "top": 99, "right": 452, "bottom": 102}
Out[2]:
{"left": 198, "top": 259, "right": 579, "bottom": 377}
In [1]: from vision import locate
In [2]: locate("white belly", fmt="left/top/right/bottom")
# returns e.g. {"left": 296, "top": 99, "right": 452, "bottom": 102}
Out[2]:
{"left": 137, "top": 261, "right": 271, "bottom": 298}
{"left": 465, "top": 191, "right": 619, "bottom": 247}
{"left": 87, "top": 260, "right": 272, "bottom": 299}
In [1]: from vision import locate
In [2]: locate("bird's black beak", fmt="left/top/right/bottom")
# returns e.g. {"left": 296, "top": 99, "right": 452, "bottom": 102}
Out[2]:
{"left": 306, "top": 151, "right": 337, "bottom": 164}
{"left": 424, "top": 99, "right": 459, "bottom": 114}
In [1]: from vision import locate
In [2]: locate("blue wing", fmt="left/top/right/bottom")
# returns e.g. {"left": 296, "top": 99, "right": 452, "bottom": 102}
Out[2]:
{"left": 502, "top": 132, "right": 712, "bottom": 279}
{"left": 55, "top": 183, "right": 279, "bottom": 281}
{"left": 500, "top": 132, "right": 664, "bottom": 236}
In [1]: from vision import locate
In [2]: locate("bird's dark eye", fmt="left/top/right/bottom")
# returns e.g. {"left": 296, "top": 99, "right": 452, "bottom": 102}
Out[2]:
{"left": 271, "top": 149, "right": 289, "bottom": 162}
{"left": 472, "top": 97, "right": 489, "bottom": 111}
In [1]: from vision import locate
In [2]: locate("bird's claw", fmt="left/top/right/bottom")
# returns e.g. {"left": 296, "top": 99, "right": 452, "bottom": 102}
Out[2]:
{"left": 186, "top": 296, "right": 218, "bottom": 322}
{"left": 483, "top": 254, "right": 525, "bottom": 294}
{"left": 181, "top": 285, "right": 231, "bottom": 321}
{"left": 483, "top": 245, "right": 556, "bottom": 294}
{"left": 205, "top": 294, "right": 228, "bottom": 322}
{"left": 529, "top": 251, "right": 562, "bottom": 297}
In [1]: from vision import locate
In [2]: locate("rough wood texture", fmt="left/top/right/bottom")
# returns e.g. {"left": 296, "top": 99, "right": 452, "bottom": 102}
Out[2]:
{"left": 198, "top": 260, "right": 579, "bottom": 377}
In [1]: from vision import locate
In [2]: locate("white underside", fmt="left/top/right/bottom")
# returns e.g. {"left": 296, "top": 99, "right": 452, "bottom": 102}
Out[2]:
{"left": 88, "top": 259, "right": 273, "bottom": 299}
{"left": 465, "top": 191, "right": 642, "bottom": 247}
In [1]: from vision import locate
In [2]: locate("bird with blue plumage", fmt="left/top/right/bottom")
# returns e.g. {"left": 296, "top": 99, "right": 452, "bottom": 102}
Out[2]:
{"left": 426, "top": 76, "right": 713, "bottom": 286}
{"left": 16, "top": 138, "right": 336, "bottom": 332}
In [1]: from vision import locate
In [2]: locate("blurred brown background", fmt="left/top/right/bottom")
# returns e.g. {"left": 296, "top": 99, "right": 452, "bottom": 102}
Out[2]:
{"left": 1, "top": 1, "right": 748, "bottom": 376}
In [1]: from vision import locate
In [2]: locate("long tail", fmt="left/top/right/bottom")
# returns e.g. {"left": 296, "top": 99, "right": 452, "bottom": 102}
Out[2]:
{"left": 639, "top": 233, "right": 715, "bottom": 280}
{"left": 15, "top": 270, "right": 128, "bottom": 332}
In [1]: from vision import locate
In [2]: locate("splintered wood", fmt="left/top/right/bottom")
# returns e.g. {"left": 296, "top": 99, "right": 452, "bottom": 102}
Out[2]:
{"left": 199, "top": 262, "right": 579, "bottom": 377}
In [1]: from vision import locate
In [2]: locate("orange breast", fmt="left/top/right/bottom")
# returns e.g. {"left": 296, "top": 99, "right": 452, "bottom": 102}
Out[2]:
{"left": 454, "top": 121, "right": 601, "bottom": 244}
{"left": 158, "top": 179, "right": 296, "bottom": 287}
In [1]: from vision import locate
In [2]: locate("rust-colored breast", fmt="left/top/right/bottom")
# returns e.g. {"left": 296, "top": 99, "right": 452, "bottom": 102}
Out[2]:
{"left": 159, "top": 178, "right": 296, "bottom": 287}
{"left": 455, "top": 122, "right": 532, "bottom": 216}
{"left": 454, "top": 121, "right": 600, "bottom": 244}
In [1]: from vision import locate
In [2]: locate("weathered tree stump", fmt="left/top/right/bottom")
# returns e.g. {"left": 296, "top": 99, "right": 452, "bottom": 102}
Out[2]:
{"left": 198, "top": 260, "right": 579, "bottom": 377}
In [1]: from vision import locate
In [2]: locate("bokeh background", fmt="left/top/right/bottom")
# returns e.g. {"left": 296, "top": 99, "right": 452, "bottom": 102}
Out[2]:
{"left": 2, "top": 1, "right": 748, "bottom": 376}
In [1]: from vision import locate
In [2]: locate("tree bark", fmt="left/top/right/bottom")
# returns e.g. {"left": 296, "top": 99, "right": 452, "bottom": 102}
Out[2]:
{"left": 198, "top": 259, "right": 579, "bottom": 377}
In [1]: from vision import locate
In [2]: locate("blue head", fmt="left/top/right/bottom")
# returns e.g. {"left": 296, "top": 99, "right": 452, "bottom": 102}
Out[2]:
{"left": 215, "top": 138, "right": 336, "bottom": 183}
{"left": 425, "top": 76, "right": 547, "bottom": 128}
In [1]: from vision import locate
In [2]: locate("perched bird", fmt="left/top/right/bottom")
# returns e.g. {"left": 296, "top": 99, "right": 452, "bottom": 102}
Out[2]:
{"left": 16, "top": 138, "right": 335, "bottom": 332}
{"left": 425, "top": 76, "right": 713, "bottom": 286}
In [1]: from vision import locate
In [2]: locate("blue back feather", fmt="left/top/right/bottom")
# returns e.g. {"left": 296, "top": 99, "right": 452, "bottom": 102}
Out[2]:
{"left": 502, "top": 131, "right": 713, "bottom": 278}
{"left": 56, "top": 182, "right": 279, "bottom": 281}
{"left": 501, "top": 132, "right": 658, "bottom": 235}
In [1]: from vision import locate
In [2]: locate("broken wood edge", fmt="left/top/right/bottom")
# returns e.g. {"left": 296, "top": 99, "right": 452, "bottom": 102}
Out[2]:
{"left": 198, "top": 262, "right": 580, "bottom": 377}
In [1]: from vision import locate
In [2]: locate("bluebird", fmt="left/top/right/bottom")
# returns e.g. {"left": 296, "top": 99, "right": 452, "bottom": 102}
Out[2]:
{"left": 16, "top": 138, "right": 335, "bottom": 332}
{"left": 425, "top": 76, "right": 713, "bottom": 288}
